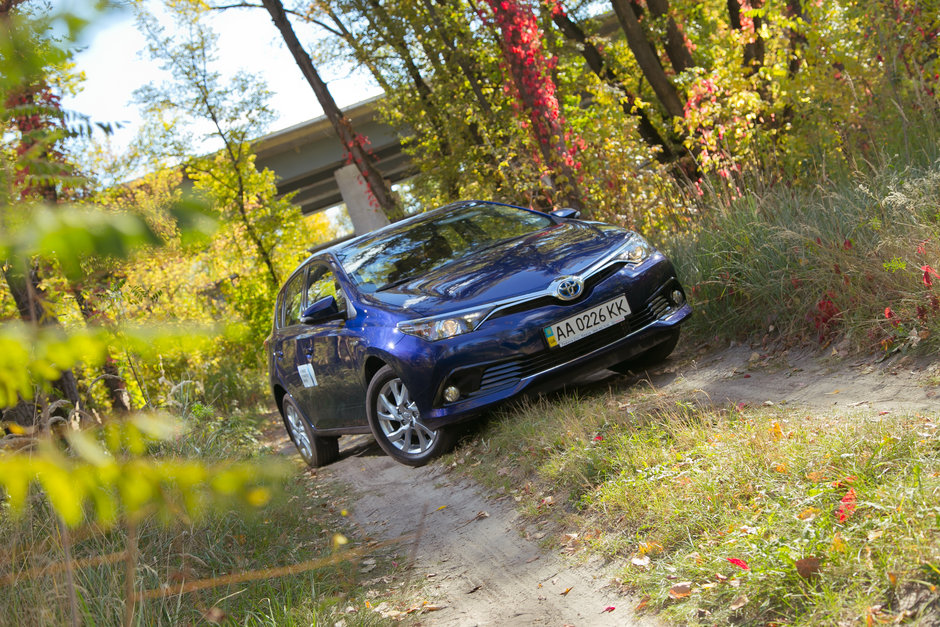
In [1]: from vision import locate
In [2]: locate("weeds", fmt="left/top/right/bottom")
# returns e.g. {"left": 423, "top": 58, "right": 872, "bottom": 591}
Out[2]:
{"left": 457, "top": 385, "right": 940, "bottom": 625}
{"left": 0, "top": 409, "right": 392, "bottom": 626}
{"left": 668, "top": 156, "right": 940, "bottom": 353}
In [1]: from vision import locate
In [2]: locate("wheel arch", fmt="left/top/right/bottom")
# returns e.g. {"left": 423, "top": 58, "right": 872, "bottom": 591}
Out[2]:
{"left": 273, "top": 384, "right": 287, "bottom": 416}
{"left": 363, "top": 354, "right": 389, "bottom": 388}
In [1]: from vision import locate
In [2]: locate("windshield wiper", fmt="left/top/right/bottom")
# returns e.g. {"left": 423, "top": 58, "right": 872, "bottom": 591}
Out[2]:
{"left": 376, "top": 275, "right": 418, "bottom": 292}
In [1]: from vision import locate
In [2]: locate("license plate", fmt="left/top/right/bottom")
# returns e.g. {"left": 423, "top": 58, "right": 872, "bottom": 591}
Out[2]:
{"left": 543, "top": 295, "right": 631, "bottom": 348}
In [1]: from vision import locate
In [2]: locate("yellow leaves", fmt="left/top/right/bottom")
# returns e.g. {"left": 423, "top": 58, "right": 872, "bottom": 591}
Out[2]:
{"left": 246, "top": 487, "right": 271, "bottom": 507}
{"left": 830, "top": 532, "right": 847, "bottom": 553}
{"left": 0, "top": 417, "right": 288, "bottom": 528}
{"left": 798, "top": 507, "right": 821, "bottom": 521}
{"left": 770, "top": 422, "right": 783, "bottom": 441}
{"left": 637, "top": 541, "right": 664, "bottom": 556}
{"left": 0, "top": 324, "right": 109, "bottom": 408}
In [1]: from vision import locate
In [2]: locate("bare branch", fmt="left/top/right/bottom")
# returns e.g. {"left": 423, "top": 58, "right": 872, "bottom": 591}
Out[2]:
{"left": 206, "top": 2, "right": 343, "bottom": 36}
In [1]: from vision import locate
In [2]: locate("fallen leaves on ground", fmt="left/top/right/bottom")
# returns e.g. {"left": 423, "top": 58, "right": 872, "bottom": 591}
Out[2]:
{"left": 729, "top": 594, "right": 749, "bottom": 611}
{"left": 795, "top": 557, "right": 821, "bottom": 579}
{"left": 669, "top": 582, "right": 693, "bottom": 599}
{"left": 727, "top": 557, "right": 749, "bottom": 570}
{"left": 837, "top": 488, "right": 857, "bottom": 523}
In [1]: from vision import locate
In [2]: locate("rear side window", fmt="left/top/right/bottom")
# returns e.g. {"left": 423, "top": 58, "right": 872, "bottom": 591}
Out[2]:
{"left": 280, "top": 272, "right": 305, "bottom": 328}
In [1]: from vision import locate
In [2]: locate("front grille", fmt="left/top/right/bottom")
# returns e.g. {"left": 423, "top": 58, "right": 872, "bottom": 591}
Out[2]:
{"left": 487, "top": 263, "right": 627, "bottom": 321}
{"left": 472, "top": 293, "right": 671, "bottom": 396}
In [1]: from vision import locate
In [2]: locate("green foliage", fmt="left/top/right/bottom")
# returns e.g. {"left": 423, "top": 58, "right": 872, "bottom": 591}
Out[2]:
{"left": 0, "top": 414, "right": 286, "bottom": 527}
{"left": 669, "top": 157, "right": 940, "bottom": 350}
{"left": 0, "top": 410, "right": 390, "bottom": 626}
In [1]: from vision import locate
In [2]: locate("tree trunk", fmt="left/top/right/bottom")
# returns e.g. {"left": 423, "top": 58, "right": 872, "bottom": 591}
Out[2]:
{"left": 260, "top": 0, "right": 400, "bottom": 221}
{"left": 2, "top": 262, "right": 82, "bottom": 409}
{"left": 728, "top": 0, "right": 765, "bottom": 75}
{"left": 611, "top": 0, "right": 686, "bottom": 120}
{"left": 785, "top": 0, "right": 806, "bottom": 78}
{"left": 645, "top": 0, "right": 694, "bottom": 74}
{"left": 550, "top": 8, "right": 678, "bottom": 163}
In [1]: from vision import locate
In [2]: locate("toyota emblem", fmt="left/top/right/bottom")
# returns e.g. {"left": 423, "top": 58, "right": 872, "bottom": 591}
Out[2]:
{"left": 553, "top": 276, "right": 584, "bottom": 301}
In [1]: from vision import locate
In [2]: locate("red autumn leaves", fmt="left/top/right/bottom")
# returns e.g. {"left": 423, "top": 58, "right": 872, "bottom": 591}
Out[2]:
{"left": 837, "top": 487, "right": 857, "bottom": 523}
{"left": 482, "top": 0, "right": 584, "bottom": 201}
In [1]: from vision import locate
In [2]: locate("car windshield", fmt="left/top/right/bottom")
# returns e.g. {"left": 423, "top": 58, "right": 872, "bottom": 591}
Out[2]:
{"left": 336, "top": 203, "right": 554, "bottom": 291}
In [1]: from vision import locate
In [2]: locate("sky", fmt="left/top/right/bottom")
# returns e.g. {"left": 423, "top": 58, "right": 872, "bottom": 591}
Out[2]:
{"left": 62, "top": 0, "right": 382, "bottom": 153}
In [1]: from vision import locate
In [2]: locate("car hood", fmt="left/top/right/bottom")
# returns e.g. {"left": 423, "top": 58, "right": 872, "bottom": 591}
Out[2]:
{"left": 361, "top": 220, "right": 631, "bottom": 315}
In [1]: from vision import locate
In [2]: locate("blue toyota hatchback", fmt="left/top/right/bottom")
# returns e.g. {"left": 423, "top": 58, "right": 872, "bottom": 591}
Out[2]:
{"left": 267, "top": 201, "right": 691, "bottom": 467}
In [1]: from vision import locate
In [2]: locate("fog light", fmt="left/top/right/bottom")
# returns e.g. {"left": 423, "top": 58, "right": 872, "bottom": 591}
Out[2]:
{"left": 671, "top": 289, "right": 685, "bottom": 306}
{"left": 443, "top": 386, "right": 461, "bottom": 403}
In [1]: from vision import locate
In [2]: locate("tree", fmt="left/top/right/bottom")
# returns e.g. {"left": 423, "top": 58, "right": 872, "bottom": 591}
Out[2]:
{"left": 258, "top": 0, "right": 401, "bottom": 221}
{"left": 135, "top": 6, "right": 284, "bottom": 288}
{"left": 2, "top": 0, "right": 84, "bottom": 415}
{"left": 483, "top": 0, "right": 585, "bottom": 210}
{"left": 546, "top": 2, "right": 680, "bottom": 163}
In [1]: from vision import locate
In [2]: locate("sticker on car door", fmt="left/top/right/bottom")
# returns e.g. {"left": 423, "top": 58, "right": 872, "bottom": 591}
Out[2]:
{"left": 297, "top": 363, "right": 318, "bottom": 387}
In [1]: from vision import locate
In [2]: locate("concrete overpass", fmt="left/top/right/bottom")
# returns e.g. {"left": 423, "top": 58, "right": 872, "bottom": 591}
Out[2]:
{"left": 253, "top": 95, "right": 414, "bottom": 232}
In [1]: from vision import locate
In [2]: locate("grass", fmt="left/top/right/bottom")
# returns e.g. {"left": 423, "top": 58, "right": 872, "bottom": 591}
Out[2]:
{"left": 666, "top": 155, "right": 940, "bottom": 353}
{"left": 0, "top": 407, "right": 402, "bottom": 626}
{"left": 453, "top": 380, "right": 940, "bottom": 625}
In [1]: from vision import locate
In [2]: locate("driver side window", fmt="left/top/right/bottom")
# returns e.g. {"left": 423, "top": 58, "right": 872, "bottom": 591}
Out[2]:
{"left": 306, "top": 264, "right": 346, "bottom": 315}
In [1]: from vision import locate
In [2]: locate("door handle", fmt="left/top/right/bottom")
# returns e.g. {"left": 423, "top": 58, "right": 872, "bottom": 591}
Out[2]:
{"left": 275, "top": 350, "right": 284, "bottom": 358}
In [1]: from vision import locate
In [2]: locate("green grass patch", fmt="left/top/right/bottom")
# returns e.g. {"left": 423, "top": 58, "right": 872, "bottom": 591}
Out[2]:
{"left": 667, "top": 158, "right": 940, "bottom": 353}
{"left": 456, "top": 386, "right": 940, "bottom": 625}
{"left": 0, "top": 409, "right": 397, "bottom": 626}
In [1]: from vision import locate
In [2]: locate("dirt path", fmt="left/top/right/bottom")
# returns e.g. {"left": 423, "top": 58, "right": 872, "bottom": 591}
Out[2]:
{"left": 326, "top": 442, "right": 650, "bottom": 626}
{"left": 643, "top": 343, "right": 939, "bottom": 414}
{"left": 273, "top": 343, "right": 939, "bottom": 626}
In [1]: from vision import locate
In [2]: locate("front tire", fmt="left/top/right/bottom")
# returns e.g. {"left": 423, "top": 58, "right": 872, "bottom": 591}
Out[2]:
{"left": 282, "top": 395, "right": 339, "bottom": 467}
{"left": 366, "top": 366, "right": 454, "bottom": 467}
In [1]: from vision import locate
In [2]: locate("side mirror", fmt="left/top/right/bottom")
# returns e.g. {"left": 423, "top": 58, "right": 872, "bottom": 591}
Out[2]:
{"left": 551, "top": 207, "right": 581, "bottom": 219}
{"left": 301, "top": 295, "right": 341, "bottom": 324}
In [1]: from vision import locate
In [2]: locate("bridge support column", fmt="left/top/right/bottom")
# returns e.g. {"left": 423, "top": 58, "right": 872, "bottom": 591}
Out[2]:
{"left": 333, "top": 164, "right": 390, "bottom": 234}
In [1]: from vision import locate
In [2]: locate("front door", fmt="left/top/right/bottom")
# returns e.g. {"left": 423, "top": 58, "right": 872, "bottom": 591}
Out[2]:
{"left": 292, "top": 262, "right": 365, "bottom": 431}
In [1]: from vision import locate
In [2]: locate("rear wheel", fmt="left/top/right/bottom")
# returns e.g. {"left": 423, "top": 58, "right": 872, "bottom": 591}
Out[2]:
{"left": 610, "top": 329, "right": 680, "bottom": 375}
{"left": 282, "top": 395, "right": 339, "bottom": 467}
{"left": 366, "top": 366, "right": 454, "bottom": 467}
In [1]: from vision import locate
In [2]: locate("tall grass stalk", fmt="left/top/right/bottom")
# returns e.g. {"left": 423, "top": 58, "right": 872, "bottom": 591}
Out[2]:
{"left": 668, "top": 151, "right": 940, "bottom": 351}
{"left": 0, "top": 411, "right": 391, "bottom": 625}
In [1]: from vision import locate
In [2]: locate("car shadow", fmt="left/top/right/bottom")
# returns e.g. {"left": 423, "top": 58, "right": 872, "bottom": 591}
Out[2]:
{"left": 534, "top": 362, "right": 681, "bottom": 405}
{"left": 337, "top": 433, "right": 384, "bottom": 460}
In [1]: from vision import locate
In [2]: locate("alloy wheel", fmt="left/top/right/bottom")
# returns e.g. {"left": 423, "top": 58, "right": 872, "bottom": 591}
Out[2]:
{"left": 284, "top": 401, "right": 313, "bottom": 461}
{"left": 375, "top": 377, "right": 438, "bottom": 455}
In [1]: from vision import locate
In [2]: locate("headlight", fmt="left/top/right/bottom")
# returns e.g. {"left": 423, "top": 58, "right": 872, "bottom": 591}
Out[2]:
{"left": 398, "top": 310, "right": 488, "bottom": 341}
{"left": 617, "top": 234, "right": 652, "bottom": 264}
